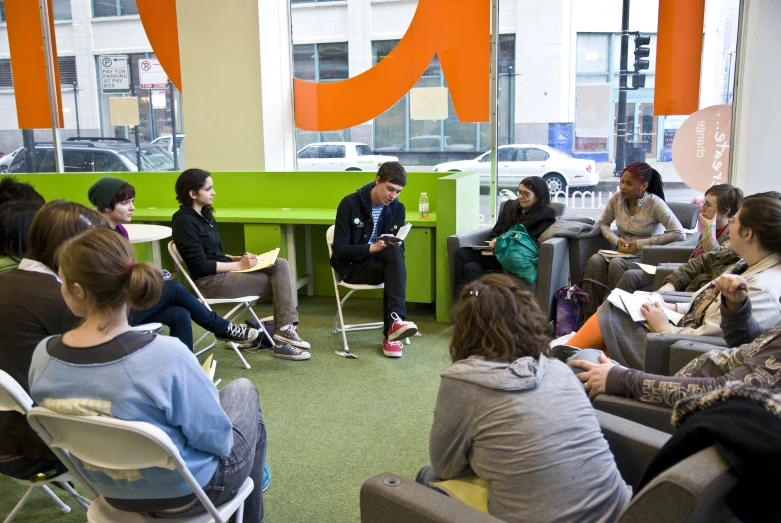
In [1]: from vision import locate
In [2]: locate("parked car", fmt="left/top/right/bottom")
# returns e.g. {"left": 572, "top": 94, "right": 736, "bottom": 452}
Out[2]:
{"left": 376, "top": 135, "right": 476, "bottom": 153}
{"left": 0, "top": 147, "right": 22, "bottom": 173}
{"left": 6, "top": 137, "right": 176, "bottom": 173}
{"left": 433, "top": 144, "right": 598, "bottom": 194}
{"left": 296, "top": 142, "right": 398, "bottom": 171}
{"left": 151, "top": 134, "right": 184, "bottom": 154}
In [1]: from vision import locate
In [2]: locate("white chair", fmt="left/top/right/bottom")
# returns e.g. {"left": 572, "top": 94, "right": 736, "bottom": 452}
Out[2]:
{"left": 326, "top": 225, "right": 410, "bottom": 358}
{"left": 26, "top": 407, "right": 253, "bottom": 523}
{"left": 168, "top": 241, "right": 273, "bottom": 370}
{"left": 0, "top": 370, "right": 91, "bottom": 523}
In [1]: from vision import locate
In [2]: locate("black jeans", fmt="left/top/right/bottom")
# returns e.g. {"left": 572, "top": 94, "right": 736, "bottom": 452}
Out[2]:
{"left": 0, "top": 455, "right": 67, "bottom": 481}
{"left": 343, "top": 246, "right": 407, "bottom": 337}
{"left": 453, "top": 247, "right": 503, "bottom": 300}
{"left": 130, "top": 280, "right": 230, "bottom": 351}
{"left": 147, "top": 378, "right": 266, "bottom": 522}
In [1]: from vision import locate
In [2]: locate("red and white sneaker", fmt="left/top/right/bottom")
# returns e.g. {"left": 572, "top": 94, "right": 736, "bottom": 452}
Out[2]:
{"left": 383, "top": 338, "right": 403, "bottom": 358}
{"left": 387, "top": 312, "right": 418, "bottom": 341}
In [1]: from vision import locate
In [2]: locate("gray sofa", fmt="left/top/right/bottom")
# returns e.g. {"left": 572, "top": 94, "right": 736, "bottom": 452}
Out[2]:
{"left": 568, "top": 202, "right": 700, "bottom": 284}
{"left": 360, "top": 411, "right": 737, "bottom": 523}
{"left": 446, "top": 202, "right": 567, "bottom": 321}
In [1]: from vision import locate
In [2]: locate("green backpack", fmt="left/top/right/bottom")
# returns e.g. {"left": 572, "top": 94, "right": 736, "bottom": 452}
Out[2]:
{"left": 494, "top": 224, "right": 539, "bottom": 285}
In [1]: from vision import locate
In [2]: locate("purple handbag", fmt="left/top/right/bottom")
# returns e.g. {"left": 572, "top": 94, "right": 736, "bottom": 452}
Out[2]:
{"left": 553, "top": 278, "right": 609, "bottom": 336}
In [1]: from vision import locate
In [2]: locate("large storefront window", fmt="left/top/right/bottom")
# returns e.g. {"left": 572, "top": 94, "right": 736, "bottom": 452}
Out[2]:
{"left": 293, "top": 42, "right": 350, "bottom": 148}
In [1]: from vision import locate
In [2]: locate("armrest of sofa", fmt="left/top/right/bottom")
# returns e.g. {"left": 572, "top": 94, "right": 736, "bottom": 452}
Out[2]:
{"left": 640, "top": 245, "right": 695, "bottom": 266}
{"left": 595, "top": 395, "right": 675, "bottom": 435}
{"left": 595, "top": 410, "right": 671, "bottom": 487}
{"left": 360, "top": 473, "right": 502, "bottom": 523}
{"left": 568, "top": 235, "right": 610, "bottom": 283}
{"left": 653, "top": 264, "right": 683, "bottom": 289}
{"left": 536, "top": 237, "right": 569, "bottom": 321}
{"left": 643, "top": 334, "right": 728, "bottom": 375}
{"left": 668, "top": 340, "right": 728, "bottom": 375}
{"left": 657, "top": 290, "right": 694, "bottom": 304}
{"left": 447, "top": 228, "right": 493, "bottom": 304}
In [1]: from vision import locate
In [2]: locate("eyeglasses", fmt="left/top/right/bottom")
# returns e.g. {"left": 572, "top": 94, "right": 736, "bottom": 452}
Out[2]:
{"left": 702, "top": 201, "right": 715, "bottom": 209}
{"left": 518, "top": 190, "right": 534, "bottom": 198}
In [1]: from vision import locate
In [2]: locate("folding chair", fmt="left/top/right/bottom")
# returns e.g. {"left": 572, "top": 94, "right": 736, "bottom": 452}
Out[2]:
{"left": 168, "top": 241, "right": 273, "bottom": 370}
{"left": 326, "top": 225, "right": 409, "bottom": 358}
{"left": 0, "top": 370, "right": 91, "bottom": 523}
{"left": 27, "top": 407, "right": 253, "bottom": 523}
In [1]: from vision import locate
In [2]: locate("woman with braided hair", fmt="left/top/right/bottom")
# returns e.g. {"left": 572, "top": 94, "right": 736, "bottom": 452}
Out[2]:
{"left": 580, "top": 162, "right": 685, "bottom": 318}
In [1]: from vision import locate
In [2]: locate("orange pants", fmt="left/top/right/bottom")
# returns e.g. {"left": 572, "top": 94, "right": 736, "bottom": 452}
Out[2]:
{"left": 566, "top": 314, "right": 607, "bottom": 351}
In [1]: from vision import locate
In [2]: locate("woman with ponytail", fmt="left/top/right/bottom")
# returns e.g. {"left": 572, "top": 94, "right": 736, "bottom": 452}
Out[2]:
{"left": 416, "top": 273, "right": 629, "bottom": 522}
{"left": 28, "top": 228, "right": 267, "bottom": 521}
{"left": 581, "top": 162, "right": 685, "bottom": 318}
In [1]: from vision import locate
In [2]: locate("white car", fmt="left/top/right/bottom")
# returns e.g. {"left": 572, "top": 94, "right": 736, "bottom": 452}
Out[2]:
{"left": 0, "top": 148, "right": 22, "bottom": 173}
{"left": 296, "top": 142, "right": 398, "bottom": 171}
{"left": 151, "top": 134, "right": 184, "bottom": 154}
{"left": 433, "top": 144, "right": 598, "bottom": 194}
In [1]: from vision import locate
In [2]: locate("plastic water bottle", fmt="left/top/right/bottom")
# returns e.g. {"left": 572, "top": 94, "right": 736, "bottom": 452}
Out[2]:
{"left": 419, "top": 192, "right": 430, "bottom": 220}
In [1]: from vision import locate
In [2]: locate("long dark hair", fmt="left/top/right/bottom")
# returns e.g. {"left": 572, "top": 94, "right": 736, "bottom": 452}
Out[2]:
{"left": 514, "top": 176, "right": 551, "bottom": 224}
{"left": 450, "top": 273, "right": 549, "bottom": 363}
{"left": 175, "top": 168, "right": 214, "bottom": 221}
{"left": 622, "top": 162, "right": 665, "bottom": 201}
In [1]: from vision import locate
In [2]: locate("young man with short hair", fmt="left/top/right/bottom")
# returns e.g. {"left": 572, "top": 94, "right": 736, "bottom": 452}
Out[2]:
{"left": 331, "top": 162, "right": 418, "bottom": 357}
{"left": 87, "top": 177, "right": 259, "bottom": 350}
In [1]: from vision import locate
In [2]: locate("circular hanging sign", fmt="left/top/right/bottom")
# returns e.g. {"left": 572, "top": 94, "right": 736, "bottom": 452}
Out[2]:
{"left": 671, "top": 105, "right": 732, "bottom": 193}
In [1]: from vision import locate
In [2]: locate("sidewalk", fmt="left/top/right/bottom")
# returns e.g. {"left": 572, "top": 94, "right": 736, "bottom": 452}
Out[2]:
{"left": 595, "top": 161, "right": 688, "bottom": 191}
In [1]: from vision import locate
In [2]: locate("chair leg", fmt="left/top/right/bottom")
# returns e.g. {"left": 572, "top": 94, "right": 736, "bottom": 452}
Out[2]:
{"left": 404, "top": 337, "right": 410, "bottom": 345}
{"left": 234, "top": 501, "right": 245, "bottom": 523}
{"left": 40, "top": 485, "right": 71, "bottom": 514}
{"left": 57, "top": 481, "right": 91, "bottom": 510}
{"left": 228, "top": 342, "right": 252, "bottom": 370}
{"left": 335, "top": 290, "right": 352, "bottom": 353}
{"left": 249, "top": 307, "right": 274, "bottom": 347}
{"left": 3, "top": 486, "right": 38, "bottom": 523}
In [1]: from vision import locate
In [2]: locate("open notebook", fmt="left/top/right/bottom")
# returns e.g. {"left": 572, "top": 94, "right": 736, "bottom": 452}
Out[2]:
{"left": 231, "top": 248, "right": 280, "bottom": 273}
{"left": 607, "top": 289, "right": 683, "bottom": 324}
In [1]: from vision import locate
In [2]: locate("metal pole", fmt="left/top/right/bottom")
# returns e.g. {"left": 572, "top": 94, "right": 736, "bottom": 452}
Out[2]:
{"left": 38, "top": 0, "right": 63, "bottom": 173}
{"left": 614, "top": 0, "right": 630, "bottom": 177}
{"left": 169, "top": 81, "right": 179, "bottom": 170}
{"left": 489, "top": 0, "right": 500, "bottom": 223}
{"left": 128, "top": 54, "right": 143, "bottom": 171}
{"left": 72, "top": 82, "right": 80, "bottom": 136}
{"left": 22, "top": 130, "right": 36, "bottom": 173}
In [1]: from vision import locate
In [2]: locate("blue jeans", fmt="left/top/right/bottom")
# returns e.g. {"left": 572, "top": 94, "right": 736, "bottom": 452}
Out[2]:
{"left": 147, "top": 378, "right": 266, "bottom": 522}
{"left": 130, "top": 280, "right": 230, "bottom": 351}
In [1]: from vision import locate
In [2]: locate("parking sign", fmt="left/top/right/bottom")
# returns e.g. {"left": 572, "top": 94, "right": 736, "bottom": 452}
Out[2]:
{"left": 138, "top": 59, "right": 169, "bottom": 89}
{"left": 100, "top": 55, "right": 130, "bottom": 94}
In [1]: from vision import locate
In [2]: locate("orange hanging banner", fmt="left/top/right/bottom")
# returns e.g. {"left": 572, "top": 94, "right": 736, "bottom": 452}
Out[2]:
{"left": 136, "top": 0, "right": 181, "bottom": 92}
{"left": 654, "top": 0, "right": 705, "bottom": 116}
{"left": 6, "top": 0, "right": 64, "bottom": 129}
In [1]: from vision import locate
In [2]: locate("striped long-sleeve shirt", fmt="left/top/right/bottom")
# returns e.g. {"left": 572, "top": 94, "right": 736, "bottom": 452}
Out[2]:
{"left": 599, "top": 192, "right": 685, "bottom": 250}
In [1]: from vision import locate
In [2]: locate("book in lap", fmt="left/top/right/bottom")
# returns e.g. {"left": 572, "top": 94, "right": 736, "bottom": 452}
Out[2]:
{"left": 598, "top": 249, "right": 635, "bottom": 259}
{"left": 231, "top": 248, "right": 280, "bottom": 273}
{"left": 607, "top": 288, "right": 683, "bottom": 324}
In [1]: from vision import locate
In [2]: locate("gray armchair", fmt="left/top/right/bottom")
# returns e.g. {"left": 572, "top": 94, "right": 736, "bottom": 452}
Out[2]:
{"left": 643, "top": 334, "right": 728, "bottom": 376}
{"left": 446, "top": 202, "right": 567, "bottom": 321}
{"left": 360, "top": 412, "right": 737, "bottom": 523}
{"left": 568, "top": 202, "right": 700, "bottom": 284}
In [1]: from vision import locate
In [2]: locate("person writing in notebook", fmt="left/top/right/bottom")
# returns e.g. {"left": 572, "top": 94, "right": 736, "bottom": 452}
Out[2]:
{"left": 172, "top": 169, "right": 310, "bottom": 361}
{"left": 331, "top": 162, "right": 418, "bottom": 358}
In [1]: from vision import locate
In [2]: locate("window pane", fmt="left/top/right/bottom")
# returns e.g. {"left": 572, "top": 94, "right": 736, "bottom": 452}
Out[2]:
{"left": 92, "top": 151, "right": 127, "bottom": 172}
{"left": 62, "top": 149, "right": 87, "bottom": 172}
{"left": 318, "top": 43, "right": 349, "bottom": 81}
{"left": 53, "top": 0, "right": 72, "bottom": 20}
{"left": 293, "top": 44, "right": 316, "bottom": 80}
{"left": 577, "top": 34, "right": 609, "bottom": 73}
{"left": 298, "top": 145, "right": 321, "bottom": 159}
{"left": 497, "top": 148, "right": 515, "bottom": 162}
{"left": 93, "top": 0, "right": 137, "bottom": 17}
{"left": 523, "top": 148, "right": 549, "bottom": 161}
{"left": 356, "top": 145, "right": 372, "bottom": 156}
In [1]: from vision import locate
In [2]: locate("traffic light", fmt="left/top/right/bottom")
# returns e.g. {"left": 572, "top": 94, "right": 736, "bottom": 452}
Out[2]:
{"left": 632, "top": 34, "right": 650, "bottom": 89}
{"left": 633, "top": 34, "right": 651, "bottom": 71}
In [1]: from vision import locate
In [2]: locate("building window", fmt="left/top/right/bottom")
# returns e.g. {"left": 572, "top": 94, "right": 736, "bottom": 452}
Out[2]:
{"left": 293, "top": 42, "right": 350, "bottom": 148}
{"left": 0, "top": 0, "right": 72, "bottom": 21}
{"left": 92, "top": 0, "right": 138, "bottom": 18}
{"left": 373, "top": 34, "right": 515, "bottom": 155}
{"left": 0, "top": 57, "right": 76, "bottom": 88}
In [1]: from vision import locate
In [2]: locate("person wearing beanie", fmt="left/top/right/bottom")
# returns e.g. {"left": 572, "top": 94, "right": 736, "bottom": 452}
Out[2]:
{"left": 87, "top": 178, "right": 260, "bottom": 350}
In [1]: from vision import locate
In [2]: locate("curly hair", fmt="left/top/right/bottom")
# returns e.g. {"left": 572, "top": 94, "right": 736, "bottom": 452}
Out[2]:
{"left": 450, "top": 273, "right": 550, "bottom": 363}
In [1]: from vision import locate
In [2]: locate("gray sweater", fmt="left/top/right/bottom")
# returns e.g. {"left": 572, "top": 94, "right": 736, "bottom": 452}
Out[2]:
{"left": 429, "top": 355, "right": 630, "bottom": 523}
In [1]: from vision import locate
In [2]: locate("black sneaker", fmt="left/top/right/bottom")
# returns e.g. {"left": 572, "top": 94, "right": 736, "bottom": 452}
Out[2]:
{"left": 273, "top": 343, "right": 311, "bottom": 361}
{"left": 216, "top": 323, "right": 259, "bottom": 344}
{"left": 273, "top": 325, "right": 311, "bottom": 350}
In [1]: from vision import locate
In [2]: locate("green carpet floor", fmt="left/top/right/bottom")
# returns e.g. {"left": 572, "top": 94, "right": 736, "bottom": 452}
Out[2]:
{"left": 0, "top": 296, "right": 453, "bottom": 522}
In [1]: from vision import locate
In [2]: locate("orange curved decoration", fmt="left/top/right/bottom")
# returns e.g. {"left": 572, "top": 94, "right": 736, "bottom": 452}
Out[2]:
{"left": 136, "top": 0, "right": 488, "bottom": 131}
{"left": 295, "top": 0, "right": 489, "bottom": 131}
{"left": 136, "top": 0, "right": 182, "bottom": 91}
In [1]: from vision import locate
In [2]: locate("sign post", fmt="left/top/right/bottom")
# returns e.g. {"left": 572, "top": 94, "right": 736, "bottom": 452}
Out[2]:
{"left": 99, "top": 55, "right": 130, "bottom": 94}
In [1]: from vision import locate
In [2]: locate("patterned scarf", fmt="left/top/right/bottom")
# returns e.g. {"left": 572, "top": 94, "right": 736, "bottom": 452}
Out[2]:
{"left": 678, "top": 259, "right": 748, "bottom": 329}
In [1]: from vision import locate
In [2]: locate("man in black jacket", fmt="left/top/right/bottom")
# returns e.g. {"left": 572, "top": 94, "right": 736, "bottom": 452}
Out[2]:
{"left": 331, "top": 162, "right": 418, "bottom": 357}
